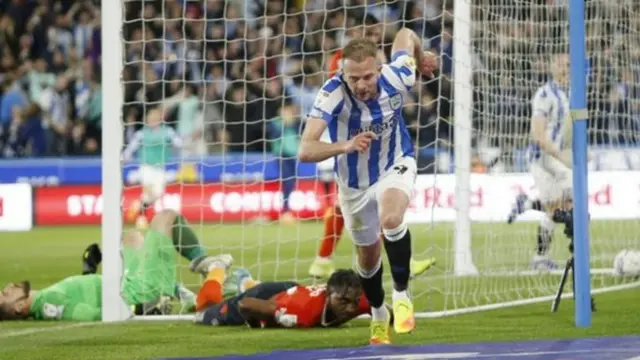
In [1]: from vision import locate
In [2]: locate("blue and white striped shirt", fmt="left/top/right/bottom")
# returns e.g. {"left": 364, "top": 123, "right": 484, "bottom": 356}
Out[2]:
{"left": 529, "top": 80, "right": 571, "bottom": 162}
{"left": 308, "top": 51, "right": 416, "bottom": 192}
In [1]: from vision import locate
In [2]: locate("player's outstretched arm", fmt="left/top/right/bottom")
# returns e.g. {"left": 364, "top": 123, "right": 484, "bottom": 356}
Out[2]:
{"left": 237, "top": 297, "right": 277, "bottom": 328}
{"left": 298, "top": 117, "right": 377, "bottom": 163}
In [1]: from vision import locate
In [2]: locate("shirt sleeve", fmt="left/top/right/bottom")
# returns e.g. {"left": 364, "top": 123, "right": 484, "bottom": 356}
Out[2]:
{"left": 388, "top": 50, "right": 417, "bottom": 92}
{"left": 307, "top": 79, "right": 344, "bottom": 124}
{"left": 166, "top": 127, "right": 183, "bottom": 148}
{"left": 122, "top": 130, "right": 143, "bottom": 161}
{"left": 273, "top": 286, "right": 319, "bottom": 328}
{"left": 531, "top": 87, "right": 552, "bottom": 119}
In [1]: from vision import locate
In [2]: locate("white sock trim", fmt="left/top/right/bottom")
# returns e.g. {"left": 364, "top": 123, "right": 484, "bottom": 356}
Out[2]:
{"left": 383, "top": 223, "right": 408, "bottom": 241}
{"left": 356, "top": 256, "right": 382, "bottom": 279}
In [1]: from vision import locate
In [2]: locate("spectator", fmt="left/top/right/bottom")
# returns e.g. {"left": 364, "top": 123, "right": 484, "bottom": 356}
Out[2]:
{"left": 268, "top": 100, "right": 301, "bottom": 224}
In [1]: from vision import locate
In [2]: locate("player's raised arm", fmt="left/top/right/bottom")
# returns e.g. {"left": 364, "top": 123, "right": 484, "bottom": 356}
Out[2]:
{"left": 530, "top": 89, "right": 571, "bottom": 168}
{"left": 391, "top": 28, "right": 437, "bottom": 78}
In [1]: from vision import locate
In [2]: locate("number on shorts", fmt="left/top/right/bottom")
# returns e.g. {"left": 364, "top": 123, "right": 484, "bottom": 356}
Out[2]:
{"left": 393, "top": 165, "right": 408, "bottom": 175}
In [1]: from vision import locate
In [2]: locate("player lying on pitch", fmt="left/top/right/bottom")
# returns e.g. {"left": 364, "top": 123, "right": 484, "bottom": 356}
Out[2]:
{"left": 0, "top": 209, "right": 228, "bottom": 321}
{"left": 192, "top": 257, "right": 381, "bottom": 328}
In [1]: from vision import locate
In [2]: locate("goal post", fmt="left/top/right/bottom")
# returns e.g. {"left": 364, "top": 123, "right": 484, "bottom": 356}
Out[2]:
{"left": 101, "top": 0, "right": 640, "bottom": 323}
{"left": 568, "top": 0, "right": 591, "bottom": 328}
{"left": 101, "top": 0, "right": 127, "bottom": 322}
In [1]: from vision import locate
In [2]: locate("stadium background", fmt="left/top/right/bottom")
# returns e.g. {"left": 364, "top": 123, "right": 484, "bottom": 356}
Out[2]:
{"left": 0, "top": 0, "right": 640, "bottom": 359}
{"left": 0, "top": 0, "right": 638, "bottom": 225}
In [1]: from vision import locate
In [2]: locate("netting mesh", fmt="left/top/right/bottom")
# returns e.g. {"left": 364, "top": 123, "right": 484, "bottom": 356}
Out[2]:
{"left": 119, "top": 0, "right": 640, "bottom": 317}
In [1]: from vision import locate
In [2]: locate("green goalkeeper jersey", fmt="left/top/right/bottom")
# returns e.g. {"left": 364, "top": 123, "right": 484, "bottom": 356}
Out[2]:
{"left": 29, "top": 275, "right": 102, "bottom": 321}
{"left": 122, "top": 125, "right": 183, "bottom": 167}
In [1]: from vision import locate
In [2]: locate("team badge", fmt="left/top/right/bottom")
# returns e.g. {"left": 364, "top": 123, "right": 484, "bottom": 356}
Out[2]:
{"left": 406, "top": 57, "right": 416, "bottom": 70}
{"left": 389, "top": 94, "right": 402, "bottom": 110}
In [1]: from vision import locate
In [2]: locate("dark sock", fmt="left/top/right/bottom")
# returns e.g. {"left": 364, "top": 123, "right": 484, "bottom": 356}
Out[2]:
{"left": 537, "top": 226, "right": 553, "bottom": 256}
{"left": 530, "top": 199, "right": 543, "bottom": 212}
{"left": 140, "top": 201, "right": 151, "bottom": 216}
{"left": 358, "top": 262, "right": 385, "bottom": 308}
{"left": 383, "top": 227, "right": 412, "bottom": 292}
{"left": 172, "top": 214, "right": 206, "bottom": 261}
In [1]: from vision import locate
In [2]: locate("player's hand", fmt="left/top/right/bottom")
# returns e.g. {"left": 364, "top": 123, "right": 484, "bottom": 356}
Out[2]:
{"left": 344, "top": 131, "right": 377, "bottom": 154}
{"left": 419, "top": 51, "right": 438, "bottom": 78}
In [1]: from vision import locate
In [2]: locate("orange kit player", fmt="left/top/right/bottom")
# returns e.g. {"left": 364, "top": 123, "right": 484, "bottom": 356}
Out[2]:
{"left": 311, "top": 17, "right": 436, "bottom": 279}
{"left": 191, "top": 256, "right": 383, "bottom": 328}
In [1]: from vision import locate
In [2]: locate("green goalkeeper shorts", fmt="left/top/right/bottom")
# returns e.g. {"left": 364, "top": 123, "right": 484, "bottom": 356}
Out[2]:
{"left": 121, "top": 230, "right": 177, "bottom": 306}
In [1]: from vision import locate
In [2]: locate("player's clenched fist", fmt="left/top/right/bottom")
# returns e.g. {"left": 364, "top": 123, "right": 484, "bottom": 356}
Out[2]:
{"left": 345, "top": 131, "right": 377, "bottom": 153}
{"left": 419, "top": 51, "right": 438, "bottom": 78}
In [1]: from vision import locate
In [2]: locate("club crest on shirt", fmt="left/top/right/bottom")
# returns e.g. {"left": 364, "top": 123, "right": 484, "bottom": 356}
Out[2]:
{"left": 405, "top": 57, "right": 416, "bottom": 70}
{"left": 389, "top": 93, "right": 402, "bottom": 110}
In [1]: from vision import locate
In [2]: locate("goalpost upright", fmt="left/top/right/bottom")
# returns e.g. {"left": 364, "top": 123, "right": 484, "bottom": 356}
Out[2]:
{"left": 101, "top": 0, "right": 128, "bottom": 322}
{"left": 568, "top": 0, "right": 592, "bottom": 328}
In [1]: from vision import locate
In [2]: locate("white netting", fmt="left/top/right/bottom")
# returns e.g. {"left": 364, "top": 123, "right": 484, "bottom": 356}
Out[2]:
{"left": 117, "top": 0, "right": 640, "bottom": 319}
{"left": 432, "top": 0, "right": 640, "bottom": 314}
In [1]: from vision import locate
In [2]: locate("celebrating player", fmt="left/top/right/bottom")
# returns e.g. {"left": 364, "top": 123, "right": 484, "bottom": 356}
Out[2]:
{"left": 123, "top": 107, "right": 183, "bottom": 229}
{"left": 312, "top": 17, "right": 436, "bottom": 280}
{"left": 0, "top": 210, "right": 223, "bottom": 321}
{"left": 193, "top": 259, "right": 376, "bottom": 328}
{"left": 525, "top": 53, "right": 574, "bottom": 270}
{"left": 298, "top": 28, "right": 437, "bottom": 344}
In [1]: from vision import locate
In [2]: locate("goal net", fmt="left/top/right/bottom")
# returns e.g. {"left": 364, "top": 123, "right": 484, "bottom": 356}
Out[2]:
{"left": 102, "top": 0, "right": 640, "bottom": 321}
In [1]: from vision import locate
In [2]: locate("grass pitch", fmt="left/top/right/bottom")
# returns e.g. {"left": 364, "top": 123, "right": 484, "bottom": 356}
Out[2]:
{"left": 0, "top": 221, "right": 639, "bottom": 360}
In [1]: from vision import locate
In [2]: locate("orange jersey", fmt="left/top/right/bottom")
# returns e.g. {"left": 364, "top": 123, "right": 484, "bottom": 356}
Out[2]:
{"left": 273, "top": 285, "right": 370, "bottom": 328}
{"left": 327, "top": 49, "right": 343, "bottom": 78}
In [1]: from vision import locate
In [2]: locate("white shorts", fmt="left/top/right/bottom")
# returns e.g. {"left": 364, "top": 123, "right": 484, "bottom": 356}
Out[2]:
{"left": 317, "top": 157, "right": 335, "bottom": 183}
{"left": 530, "top": 156, "right": 572, "bottom": 204}
{"left": 139, "top": 164, "right": 167, "bottom": 201}
{"left": 338, "top": 157, "right": 417, "bottom": 247}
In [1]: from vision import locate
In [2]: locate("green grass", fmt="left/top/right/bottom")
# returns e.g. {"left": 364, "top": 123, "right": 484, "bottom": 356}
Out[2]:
{"left": 0, "top": 222, "right": 639, "bottom": 360}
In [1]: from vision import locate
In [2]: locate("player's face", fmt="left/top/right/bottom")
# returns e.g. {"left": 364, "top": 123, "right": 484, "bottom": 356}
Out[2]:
{"left": 327, "top": 286, "right": 362, "bottom": 322}
{"left": 146, "top": 109, "right": 161, "bottom": 128}
{"left": 343, "top": 56, "right": 380, "bottom": 101}
{"left": 0, "top": 281, "right": 31, "bottom": 319}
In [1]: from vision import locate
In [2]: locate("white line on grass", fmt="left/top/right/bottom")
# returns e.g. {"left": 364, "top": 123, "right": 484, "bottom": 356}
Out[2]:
{"left": 0, "top": 322, "right": 95, "bottom": 339}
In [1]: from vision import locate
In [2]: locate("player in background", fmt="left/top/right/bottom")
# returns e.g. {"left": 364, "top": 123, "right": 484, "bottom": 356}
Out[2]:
{"left": 123, "top": 107, "right": 183, "bottom": 229}
{"left": 0, "top": 210, "right": 225, "bottom": 321}
{"left": 525, "top": 53, "right": 575, "bottom": 270}
{"left": 312, "top": 17, "right": 435, "bottom": 280}
{"left": 298, "top": 28, "right": 438, "bottom": 344}
{"left": 193, "top": 260, "right": 377, "bottom": 328}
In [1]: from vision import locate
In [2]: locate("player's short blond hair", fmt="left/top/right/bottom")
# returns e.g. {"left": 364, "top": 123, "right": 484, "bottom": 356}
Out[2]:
{"left": 342, "top": 38, "right": 378, "bottom": 63}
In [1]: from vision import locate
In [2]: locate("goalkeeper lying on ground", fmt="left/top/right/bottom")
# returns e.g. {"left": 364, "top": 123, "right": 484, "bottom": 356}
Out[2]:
{"left": 0, "top": 209, "right": 229, "bottom": 321}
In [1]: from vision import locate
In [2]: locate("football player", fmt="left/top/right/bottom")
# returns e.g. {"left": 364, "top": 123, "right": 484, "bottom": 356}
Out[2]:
{"left": 193, "top": 258, "right": 380, "bottom": 328}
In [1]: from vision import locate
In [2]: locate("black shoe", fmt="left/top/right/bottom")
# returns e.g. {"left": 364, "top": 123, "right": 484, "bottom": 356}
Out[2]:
{"left": 82, "top": 243, "right": 102, "bottom": 275}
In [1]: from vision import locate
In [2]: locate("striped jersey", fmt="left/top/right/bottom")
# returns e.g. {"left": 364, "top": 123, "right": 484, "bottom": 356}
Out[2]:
{"left": 308, "top": 50, "right": 416, "bottom": 193}
{"left": 529, "top": 80, "right": 571, "bottom": 162}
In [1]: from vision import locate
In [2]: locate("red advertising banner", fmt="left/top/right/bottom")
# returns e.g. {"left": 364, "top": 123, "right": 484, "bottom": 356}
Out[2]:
{"left": 35, "top": 181, "right": 334, "bottom": 225}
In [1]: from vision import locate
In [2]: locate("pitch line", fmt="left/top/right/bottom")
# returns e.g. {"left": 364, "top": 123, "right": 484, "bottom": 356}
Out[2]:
{"left": 0, "top": 322, "right": 95, "bottom": 339}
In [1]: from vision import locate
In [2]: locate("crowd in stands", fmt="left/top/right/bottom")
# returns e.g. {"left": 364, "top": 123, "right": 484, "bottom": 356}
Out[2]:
{"left": 0, "top": 0, "right": 639, "bottom": 173}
